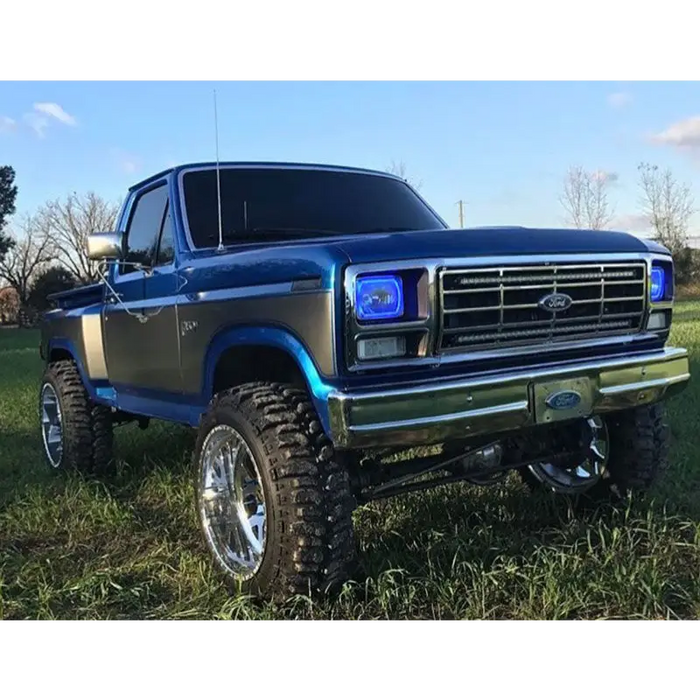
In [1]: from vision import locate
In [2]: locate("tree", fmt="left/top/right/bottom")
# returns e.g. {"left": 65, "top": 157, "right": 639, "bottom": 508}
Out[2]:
{"left": 385, "top": 159, "right": 423, "bottom": 191}
{"left": 28, "top": 266, "right": 76, "bottom": 312}
{"left": 559, "top": 165, "right": 615, "bottom": 230}
{"left": 0, "top": 286, "right": 19, "bottom": 325}
{"left": 35, "top": 191, "right": 121, "bottom": 283}
{"left": 0, "top": 215, "right": 55, "bottom": 321}
{"left": 637, "top": 162, "right": 696, "bottom": 254}
{"left": 0, "top": 165, "right": 18, "bottom": 262}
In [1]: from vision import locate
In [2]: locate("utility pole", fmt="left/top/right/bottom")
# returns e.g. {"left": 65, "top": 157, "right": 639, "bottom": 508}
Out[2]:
{"left": 456, "top": 200, "right": 465, "bottom": 228}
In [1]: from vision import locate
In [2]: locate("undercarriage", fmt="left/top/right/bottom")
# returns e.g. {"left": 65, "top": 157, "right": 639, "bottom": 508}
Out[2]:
{"left": 346, "top": 416, "right": 610, "bottom": 503}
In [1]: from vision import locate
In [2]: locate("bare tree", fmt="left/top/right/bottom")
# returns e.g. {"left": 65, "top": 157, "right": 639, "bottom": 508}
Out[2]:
{"left": 0, "top": 215, "right": 55, "bottom": 318}
{"left": 637, "top": 162, "right": 696, "bottom": 254}
{"left": 36, "top": 191, "right": 121, "bottom": 283}
{"left": 559, "top": 165, "right": 616, "bottom": 230}
{"left": 385, "top": 159, "right": 423, "bottom": 191}
{"left": 0, "top": 286, "right": 19, "bottom": 324}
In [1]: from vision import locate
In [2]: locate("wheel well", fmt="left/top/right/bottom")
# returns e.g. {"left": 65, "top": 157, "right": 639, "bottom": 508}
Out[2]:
{"left": 212, "top": 345, "right": 308, "bottom": 396}
{"left": 49, "top": 347, "right": 74, "bottom": 364}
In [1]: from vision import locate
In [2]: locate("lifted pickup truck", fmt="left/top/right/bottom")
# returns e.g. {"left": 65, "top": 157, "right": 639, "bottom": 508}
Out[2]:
{"left": 39, "top": 162, "right": 690, "bottom": 599}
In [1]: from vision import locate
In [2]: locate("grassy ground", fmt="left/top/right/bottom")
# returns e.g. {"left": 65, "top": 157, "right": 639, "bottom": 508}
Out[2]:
{"left": 1, "top": 307, "right": 700, "bottom": 620}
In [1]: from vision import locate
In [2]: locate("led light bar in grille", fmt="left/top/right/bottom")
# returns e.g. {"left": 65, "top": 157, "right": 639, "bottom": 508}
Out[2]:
{"left": 438, "top": 262, "right": 647, "bottom": 352}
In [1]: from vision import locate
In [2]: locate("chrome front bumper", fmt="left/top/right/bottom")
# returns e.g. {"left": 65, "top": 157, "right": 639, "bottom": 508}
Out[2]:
{"left": 327, "top": 347, "right": 690, "bottom": 449}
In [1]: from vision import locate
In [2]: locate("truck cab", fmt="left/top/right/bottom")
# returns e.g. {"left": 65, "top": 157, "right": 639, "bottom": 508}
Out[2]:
{"left": 38, "top": 161, "right": 691, "bottom": 600}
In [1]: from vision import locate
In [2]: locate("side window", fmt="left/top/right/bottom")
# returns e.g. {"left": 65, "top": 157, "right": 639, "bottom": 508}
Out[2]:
{"left": 122, "top": 184, "right": 168, "bottom": 272}
{"left": 154, "top": 203, "right": 175, "bottom": 266}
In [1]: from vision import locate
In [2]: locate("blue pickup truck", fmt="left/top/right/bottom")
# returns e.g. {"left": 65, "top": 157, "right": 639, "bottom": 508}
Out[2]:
{"left": 39, "top": 161, "right": 690, "bottom": 599}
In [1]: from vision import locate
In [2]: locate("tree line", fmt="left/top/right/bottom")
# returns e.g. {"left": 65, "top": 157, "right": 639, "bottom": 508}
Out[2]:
{"left": 0, "top": 165, "right": 120, "bottom": 325}
{"left": 0, "top": 161, "right": 420, "bottom": 325}
{"left": 559, "top": 162, "right": 699, "bottom": 285}
{"left": 0, "top": 159, "right": 697, "bottom": 326}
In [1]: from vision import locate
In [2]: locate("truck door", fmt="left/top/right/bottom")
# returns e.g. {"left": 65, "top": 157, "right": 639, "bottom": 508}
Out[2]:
{"left": 103, "top": 181, "right": 181, "bottom": 396}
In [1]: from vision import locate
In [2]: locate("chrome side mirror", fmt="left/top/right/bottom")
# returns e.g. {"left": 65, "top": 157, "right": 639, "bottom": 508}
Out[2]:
{"left": 88, "top": 231, "right": 124, "bottom": 261}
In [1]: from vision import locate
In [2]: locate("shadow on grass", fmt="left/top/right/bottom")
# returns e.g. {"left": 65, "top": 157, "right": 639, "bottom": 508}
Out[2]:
{"left": 2, "top": 416, "right": 698, "bottom": 619}
{"left": 360, "top": 483, "right": 588, "bottom": 565}
{"left": 673, "top": 308, "right": 700, "bottom": 323}
{"left": 0, "top": 426, "right": 54, "bottom": 510}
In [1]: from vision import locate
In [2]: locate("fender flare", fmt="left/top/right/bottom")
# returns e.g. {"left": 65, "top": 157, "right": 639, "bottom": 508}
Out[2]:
{"left": 201, "top": 325, "right": 337, "bottom": 432}
{"left": 46, "top": 338, "right": 92, "bottom": 392}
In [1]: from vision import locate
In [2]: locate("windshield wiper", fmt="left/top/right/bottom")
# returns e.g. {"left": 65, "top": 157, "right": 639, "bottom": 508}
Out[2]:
{"left": 206, "top": 227, "right": 342, "bottom": 243}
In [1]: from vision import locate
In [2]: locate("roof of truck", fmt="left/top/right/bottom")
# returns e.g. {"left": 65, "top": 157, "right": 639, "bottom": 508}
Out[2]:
{"left": 128, "top": 161, "right": 402, "bottom": 192}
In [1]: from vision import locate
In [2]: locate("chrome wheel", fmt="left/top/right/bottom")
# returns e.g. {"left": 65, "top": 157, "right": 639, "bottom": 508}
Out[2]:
{"left": 527, "top": 416, "right": 609, "bottom": 494}
{"left": 198, "top": 424, "right": 267, "bottom": 579}
{"left": 40, "top": 382, "right": 63, "bottom": 468}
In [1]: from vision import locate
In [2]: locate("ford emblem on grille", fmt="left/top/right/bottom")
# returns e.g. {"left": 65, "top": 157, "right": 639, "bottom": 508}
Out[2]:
{"left": 538, "top": 292, "right": 573, "bottom": 313}
{"left": 545, "top": 390, "right": 582, "bottom": 410}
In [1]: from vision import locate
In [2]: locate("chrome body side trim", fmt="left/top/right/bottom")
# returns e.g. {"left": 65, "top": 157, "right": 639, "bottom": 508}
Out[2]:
{"left": 327, "top": 346, "right": 690, "bottom": 449}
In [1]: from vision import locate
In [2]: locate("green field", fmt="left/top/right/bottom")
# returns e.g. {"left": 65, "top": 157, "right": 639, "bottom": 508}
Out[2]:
{"left": 1, "top": 307, "right": 699, "bottom": 620}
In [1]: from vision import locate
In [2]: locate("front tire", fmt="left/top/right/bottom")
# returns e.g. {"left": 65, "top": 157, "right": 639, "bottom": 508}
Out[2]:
{"left": 39, "top": 360, "right": 114, "bottom": 477}
{"left": 194, "top": 382, "right": 357, "bottom": 600}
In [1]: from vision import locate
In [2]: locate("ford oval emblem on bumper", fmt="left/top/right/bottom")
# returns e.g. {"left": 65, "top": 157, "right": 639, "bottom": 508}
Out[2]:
{"left": 545, "top": 390, "right": 582, "bottom": 410}
{"left": 539, "top": 292, "right": 573, "bottom": 312}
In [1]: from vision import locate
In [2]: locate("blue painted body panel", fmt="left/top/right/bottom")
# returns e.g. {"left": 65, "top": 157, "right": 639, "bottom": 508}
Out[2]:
{"left": 49, "top": 282, "right": 104, "bottom": 309}
{"left": 335, "top": 226, "right": 655, "bottom": 262}
{"left": 43, "top": 162, "right": 670, "bottom": 435}
{"left": 200, "top": 326, "right": 337, "bottom": 433}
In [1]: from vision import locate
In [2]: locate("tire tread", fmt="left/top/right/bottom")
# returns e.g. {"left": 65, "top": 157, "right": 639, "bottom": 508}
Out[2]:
{"left": 604, "top": 402, "right": 670, "bottom": 494}
{"left": 42, "top": 360, "right": 114, "bottom": 476}
{"left": 196, "top": 382, "right": 356, "bottom": 599}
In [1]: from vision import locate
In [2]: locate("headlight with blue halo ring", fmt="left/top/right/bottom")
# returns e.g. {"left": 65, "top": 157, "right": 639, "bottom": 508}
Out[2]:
{"left": 355, "top": 274, "right": 404, "bottom": 322}
{"left": 650, "top": 265, "right": 666, "bottom": 303}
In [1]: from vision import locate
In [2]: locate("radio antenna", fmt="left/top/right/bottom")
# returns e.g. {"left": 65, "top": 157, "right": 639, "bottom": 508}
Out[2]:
{"left": 213, "top": 89, "right": 224, "bottom": 252}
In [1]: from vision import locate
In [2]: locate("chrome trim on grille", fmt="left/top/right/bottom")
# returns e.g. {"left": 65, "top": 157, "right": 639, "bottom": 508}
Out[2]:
{"left": 438, "top": 261, "right": 648, "bottom": 353}
{"left": 343, "top": 252, "right": 674, "bottom": 372}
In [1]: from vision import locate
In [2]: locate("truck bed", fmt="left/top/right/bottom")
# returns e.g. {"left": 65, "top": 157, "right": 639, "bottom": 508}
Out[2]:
{"left": 48, "top": 282, "right": 104, "bottom": 310}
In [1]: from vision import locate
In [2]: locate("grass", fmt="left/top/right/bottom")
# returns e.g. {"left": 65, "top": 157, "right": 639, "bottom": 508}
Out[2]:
{"left": 677, "top": 282, "right": 700, "bottom": 302}
{"left": 1, "top": 306, "right": 700, "bottom": 620}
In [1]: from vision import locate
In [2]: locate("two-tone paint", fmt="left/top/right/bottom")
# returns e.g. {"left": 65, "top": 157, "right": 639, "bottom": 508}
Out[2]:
{"left": 40, "top": 161, "right": 689, "bottom": 445}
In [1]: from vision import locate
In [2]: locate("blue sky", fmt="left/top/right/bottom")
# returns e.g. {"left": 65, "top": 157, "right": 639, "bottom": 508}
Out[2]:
{"left": 1, "top": 81, "right": 699, "bottom": 231}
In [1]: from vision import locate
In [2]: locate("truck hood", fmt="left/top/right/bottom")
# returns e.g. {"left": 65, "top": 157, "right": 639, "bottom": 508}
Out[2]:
{"left": 184, "top": 226, "right": 669, "bottom": 296}
{"left": 334, "top": 226, "right": 667, "bottom": 264}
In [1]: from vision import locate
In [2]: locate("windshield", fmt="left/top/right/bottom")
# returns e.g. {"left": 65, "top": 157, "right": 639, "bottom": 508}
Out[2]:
{"left": 181, "top": 167, "right": 446, "bottom": 248}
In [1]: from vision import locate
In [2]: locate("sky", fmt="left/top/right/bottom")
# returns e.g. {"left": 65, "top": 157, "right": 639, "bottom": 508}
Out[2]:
{"left": 1, "top": 81, "right": 699, "bottom": 233}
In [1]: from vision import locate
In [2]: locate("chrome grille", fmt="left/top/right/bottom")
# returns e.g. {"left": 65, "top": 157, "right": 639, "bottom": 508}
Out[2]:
{"left": 438, "top": 262, "right": 647, "bottom": 352}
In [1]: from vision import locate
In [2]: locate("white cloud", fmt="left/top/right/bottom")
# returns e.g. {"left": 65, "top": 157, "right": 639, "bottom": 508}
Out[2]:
{"left": 111, "top": 148, "right": 141, "bottom": 175}
{"left": 0, "top": 116, "right": 16, "bottom": 132}
{"left": 120, "top": 158, "right": 139, "bottom": 174}
{"left": 21, "top": 101, "right": 77, "bottom": 138}
{"left": 33, "top": 102, "right": 77, "bottom": 126}
{"left": 592, "top": 170, "right": 619, "bottom": 184}
{"left": 24, "top": 111, "right": 50, "bottom": 138}
{"left": 651, "top": 115, "right": 700, "bottom": 153}
{"left": 610, "top": 213, "right": 651, "bottom": 233}
{"left": 608, "top": 92, "right": 632, "bottom": 109}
